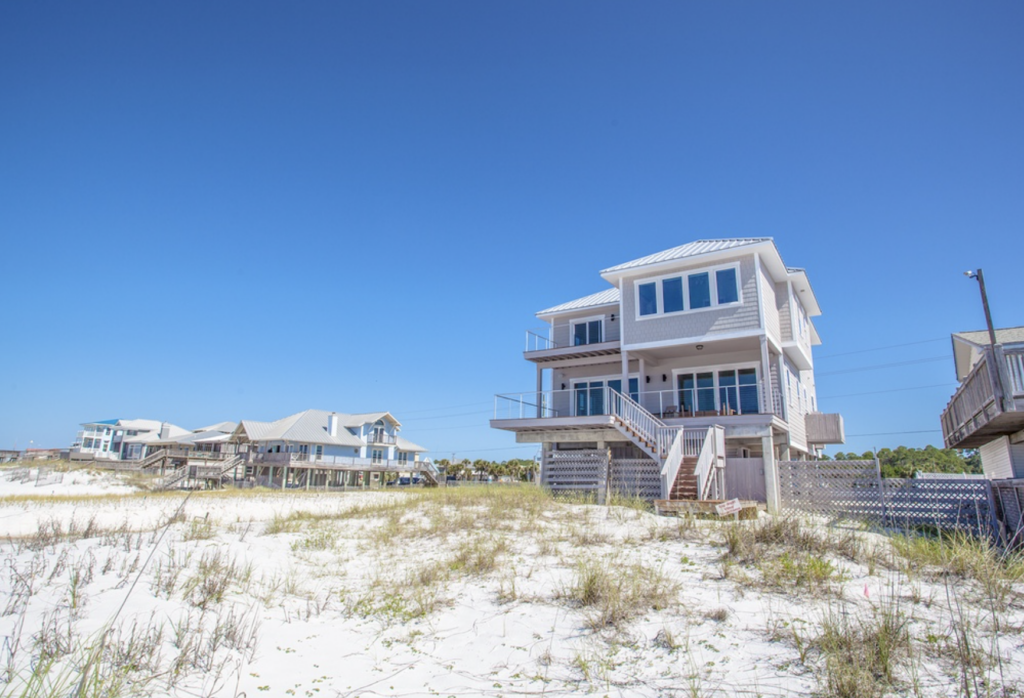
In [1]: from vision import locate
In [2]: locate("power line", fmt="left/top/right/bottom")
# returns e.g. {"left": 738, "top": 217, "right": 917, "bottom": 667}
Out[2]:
{"left": 400, "top": 409, "right": 492, "bottom": 422}
{"left": 816, "top": 337, "right": 947, "bottom": 359}
{"left": 395, "top": 401, "right": 493, "bottom": 415}
{"left": 430, "top": 445, "right": 536, "bottom": 455}
{"left": 818, "top": 383, "right": 954, "bottom": 400}
{"left": 817, "top": 356, "right": 947, "bottom": 376}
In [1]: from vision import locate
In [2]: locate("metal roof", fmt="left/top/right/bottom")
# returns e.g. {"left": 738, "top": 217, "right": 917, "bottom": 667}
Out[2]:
{"left": 395, "top": 436, "right": 427, "bottom": 452}
{"left": 600, "top": 238, "right": 771, "bottom": 274}
{"left": 954, "top": 326, "right": 1024, "bottom": 346}
{"left": 340, "top": 412, "right": 401, "bottom": 428}
{"left": 537, "top": 288, "right": 619, "bottom": 316}
{"left": 238, "top": 410, "right": 373, "bottom": 448}
{"left": 194, "top": 421, "right": 236, "bottom": 434}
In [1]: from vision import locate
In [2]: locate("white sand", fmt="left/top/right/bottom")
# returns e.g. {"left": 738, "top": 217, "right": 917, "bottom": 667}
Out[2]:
{"left": 0, "top": 473, "right": 1019, "bottom": 697}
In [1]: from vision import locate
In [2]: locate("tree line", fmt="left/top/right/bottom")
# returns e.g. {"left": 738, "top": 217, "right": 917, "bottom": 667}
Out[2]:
{"left": 433, "top": 457, "right": 539, "bottom": 481}
{"left": 822, "top": 445, "right": 982, "bottom": 479}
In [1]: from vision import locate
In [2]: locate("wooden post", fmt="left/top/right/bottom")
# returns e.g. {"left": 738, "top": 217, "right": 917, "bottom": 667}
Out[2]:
{"left": 762, "top": 435, "right": 780, "bottom": 515}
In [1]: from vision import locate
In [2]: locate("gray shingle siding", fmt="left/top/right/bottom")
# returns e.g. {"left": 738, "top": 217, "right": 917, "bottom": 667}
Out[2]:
{"left": 776, "top": 283, "right": 792, "bottom": 342}
{"left": 550, "top": 310, "right": 621, "bottom": 347}
{"left": 760, "top": 264, "right": 780, "bottom": 344}
{"left": 621, "top": 255, "right": 761, "bottom": 347}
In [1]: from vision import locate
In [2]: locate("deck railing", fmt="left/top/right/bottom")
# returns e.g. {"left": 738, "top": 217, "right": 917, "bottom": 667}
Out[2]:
{"left": 941, "top": 347, "right": 1023, "bottom": 448}
{"left": 524, "top": 322, "right": 621, "bottom": 353}
{"left": 494, "top": 384, "right": 780, "bottom": 421}
{"left": 253, "top": 452, "right": 434, "bottom": 473}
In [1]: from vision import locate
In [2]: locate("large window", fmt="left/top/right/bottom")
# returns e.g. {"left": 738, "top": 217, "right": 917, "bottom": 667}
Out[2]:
{"left": 573, "top": 377, "right": 640, "bottom": 416}
{"left": 634, "top": 263, "right": 741, "bottom": 318}
{"left": 572, "top": 318, "right": 603, "bottom": 346}
{"left": 677, "top": 368, "right": 760, "bottom": 416}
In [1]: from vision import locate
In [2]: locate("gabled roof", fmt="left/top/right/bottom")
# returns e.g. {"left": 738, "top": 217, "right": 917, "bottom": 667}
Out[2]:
{"left": 395, "top": 436, "right": 427, "bottom": 453}
{"left": 600, "top": 238, "right": 771, "bottom": 275}
{"left": 194, "top": 421, "right": 236, "bottom": 434}
{"left": 118, "top": 418, "right": 165, "bottom": 432}
{"left": 537, "top": 288, "right": 620, "bottom": 317}
{"left": 951, "top": 326, "right": 1024, "bottom": 382}
{"left": 236, "top": 410, "right": 366, "bottom": 448}
{"left": 123, "top": 423, "right": 192, "bottom": 444}
{"left": 953, "top": 326, "right": 1024, "bottom": 347}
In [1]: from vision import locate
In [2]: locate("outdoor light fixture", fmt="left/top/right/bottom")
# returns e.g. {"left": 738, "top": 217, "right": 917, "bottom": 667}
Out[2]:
{"left": 645, "top": 376, "right": 651, "bottom": 384}
{"left": 610, "top": 313, "right": 616, "bottom": 321}
{"left": 696, "top": 344, "right": 704, "bottom": 350}
{"left": 662, "top": 374, "right": 667, "bottom": 382}
{"left": 561, "top": 383, "right": 566, "bottom": 390}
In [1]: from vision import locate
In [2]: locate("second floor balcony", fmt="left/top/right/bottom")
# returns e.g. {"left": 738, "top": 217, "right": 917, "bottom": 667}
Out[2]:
{"left": 524, "top": 320, "right": 621, "bottom": 362}
{"left": 941, "top": 346, "right": 1024, "bottom": 449}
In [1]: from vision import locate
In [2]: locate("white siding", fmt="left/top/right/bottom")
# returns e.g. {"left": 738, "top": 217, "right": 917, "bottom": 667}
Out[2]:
{"left": 980, "top": 437, "right": 1014, "bottom": 480}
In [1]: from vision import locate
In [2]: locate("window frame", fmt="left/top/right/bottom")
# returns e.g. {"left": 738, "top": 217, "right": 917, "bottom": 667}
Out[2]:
{"left": 632, "top": 261, "right": 743, "bottom": 320}
{"left": 569, "top": 315, "right": 606, "bottom": 346}
{"left": 672, "top": 363, "right": 762, "bottom": 416}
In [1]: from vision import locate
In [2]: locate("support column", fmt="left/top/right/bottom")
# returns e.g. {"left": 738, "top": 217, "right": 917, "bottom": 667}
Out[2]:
{"left": 596, "top": 440, "right": 608, "bottom": 505}
{"left": 283, "top": 464, "right": 289, "bottom": 490}
{"left": 760, "top": 335, "right": 774, "bottom": 415}
{"left": 621, "top": 350, "right": 630, "bottom": 393}
{"left": 638, "top": 357, "right": 646, "bottom": 409}
{"left": 536, "top": 365, "right": 544, "bottom": 418}
{"left": 762, "top": 434, "right": 780, "bottom": 515}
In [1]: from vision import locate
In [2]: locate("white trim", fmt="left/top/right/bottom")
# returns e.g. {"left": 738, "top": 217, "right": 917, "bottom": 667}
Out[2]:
{"left": 623, "top": 328, "right": 765, "bottom": 352}
{"left": 671, "top": 362, "right": 763, "bottom": 415}
{"left": 569, "top": 314, "right": 606, "bottom": 346}
{"left": 754, "top": 252, "right": 767, "bottom": 335}
{"left": 536, "top": 301, "right": 618, "bottom": 320}
{"left": 633, "top": 261, "right": 743, "bottom": 321}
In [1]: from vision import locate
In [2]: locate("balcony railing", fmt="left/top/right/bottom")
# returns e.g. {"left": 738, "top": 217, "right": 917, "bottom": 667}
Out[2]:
{"left": 941, "top": 347, "right": 1024, "bottom": 448}
{"left": 366, "top": 432, "right": 398, "bottom": 445}
{"left": 494, "top": 384, "right": 781, "bottom": 421}
{"left": 253, "top": 452, "right": 435, "bottom": 473}
{"left": 525, "top": 321, "right": 621, "bottom": 353}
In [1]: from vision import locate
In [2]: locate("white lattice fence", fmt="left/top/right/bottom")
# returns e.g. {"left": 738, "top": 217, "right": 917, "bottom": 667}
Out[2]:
{"left": 543, "top": 450, "right": 605, "bottom": 495}
{"left": 993, "top": 480, "right": 1024, "bottom": 549}
{"left": 609, "top": 458, "right": 661, "bottom": 500}
{"left": 778, "top": 461, "right": 996, "bottom": 537}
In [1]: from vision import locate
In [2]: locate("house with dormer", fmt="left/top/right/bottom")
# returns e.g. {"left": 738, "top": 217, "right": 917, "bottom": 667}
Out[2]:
{"left": 491, "top": 238, "right": 844, "bottom": 512}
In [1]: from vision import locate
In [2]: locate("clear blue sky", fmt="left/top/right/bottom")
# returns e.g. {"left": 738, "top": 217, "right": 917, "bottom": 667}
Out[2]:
{"left": 2, "top": 1, "right": 1021, "bottom": 459}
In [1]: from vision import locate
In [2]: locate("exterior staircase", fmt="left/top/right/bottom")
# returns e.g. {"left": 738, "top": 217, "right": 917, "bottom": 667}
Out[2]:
{"left": 606, "top": 388, "right": 725, "bottom": 501}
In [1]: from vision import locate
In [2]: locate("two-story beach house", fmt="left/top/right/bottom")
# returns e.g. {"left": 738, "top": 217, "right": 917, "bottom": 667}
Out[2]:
{"left": 70, "top": 418, "right": 192, "bottom": 461}
{"left": 491, "top": 238, "right": 844, "bottom": 512}
{"left": 940, "top": 326, "right": 1024, "bottom": 479}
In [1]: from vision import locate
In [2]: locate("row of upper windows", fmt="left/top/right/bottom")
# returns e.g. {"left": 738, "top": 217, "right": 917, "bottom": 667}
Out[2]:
{"left": 636, "top": 265, "right": 740, "bottom": 318}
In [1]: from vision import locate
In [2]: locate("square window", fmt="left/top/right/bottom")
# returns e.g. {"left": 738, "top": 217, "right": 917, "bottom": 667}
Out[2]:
{"left": 688, "top": 273, "right": 711, "bottom": 309}
{"left": 638, "top": 282, "right": 658, "bottom": 316}
{"left": 663, "top": 277, "right": 684, "bottom": 313}
{"left": 716, "top": 268, "right": 738, "bottom": 304}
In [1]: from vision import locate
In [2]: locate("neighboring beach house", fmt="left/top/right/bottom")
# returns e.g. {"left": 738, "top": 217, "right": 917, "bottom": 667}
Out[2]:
{"left": 232, "top": 409, "right": 435, "bottom": 487}
{"left": 71, "top": 418, "right": 191, "bottom": 461}
{"left": 940, "top": 326, "right": 1024, "bottom": 479}
{"left": 491, "top": 238, "right": 844, "bottom": 512}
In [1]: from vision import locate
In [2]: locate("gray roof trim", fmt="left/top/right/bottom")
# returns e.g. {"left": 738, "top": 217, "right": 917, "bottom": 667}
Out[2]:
{"left": 953, "top": 326, "right": 1024, "bottom": 347}
{"left": 600, "top": 238, "right": 772, "bottom": 275}
{"left": 537, "top": 288, "right": 620, "bottom": 317}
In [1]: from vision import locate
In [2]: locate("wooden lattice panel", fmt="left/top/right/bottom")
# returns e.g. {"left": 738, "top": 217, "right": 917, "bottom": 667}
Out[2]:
{"left": 778, "top": 460, "right": 995, "bottom": 537}
{"left": 993, "top": 482, "right": 1024, "bottom": 548}
{"left": 543, "top": 450, "right": 605, "bottom": 494}
{"left": 609, "top": 458, "right": 661, "bottom": 500}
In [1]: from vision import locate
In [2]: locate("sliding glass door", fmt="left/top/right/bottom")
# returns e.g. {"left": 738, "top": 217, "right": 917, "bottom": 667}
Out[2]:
{"left": 677, "top": 368, "right": 760, "bottom": 416}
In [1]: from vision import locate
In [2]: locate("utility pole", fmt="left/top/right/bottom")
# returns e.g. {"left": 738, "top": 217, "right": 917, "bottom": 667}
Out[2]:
{"left": 965, "top": 268, "right": 1011, "bottom": 411}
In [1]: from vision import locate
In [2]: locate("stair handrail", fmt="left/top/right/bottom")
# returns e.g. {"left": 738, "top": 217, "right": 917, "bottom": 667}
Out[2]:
{"left": 137, "top": 450, "right": 167, "bottom": 469}
{"left": 694, "top": 425, "right": 726, "bottom": 500}
{"left": 659, "top": 428, "right": 687, "bottom": 499}
{"left": 218, "top": 455, "right": 244, "bottom": 476}
{"left": 607, "top": 388, "right": 666, "bottom": 453}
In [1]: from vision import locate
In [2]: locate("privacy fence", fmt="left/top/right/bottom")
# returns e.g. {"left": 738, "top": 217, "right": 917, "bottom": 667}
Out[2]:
{"left": 542, "top": 450, "right": 661, "bottom": 501}
{"left": 777, "top": 460, "right": 998, "bottom": 539}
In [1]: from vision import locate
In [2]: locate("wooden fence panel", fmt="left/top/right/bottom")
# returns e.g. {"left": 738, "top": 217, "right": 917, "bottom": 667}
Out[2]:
{"left": 993, "top": 480, "right": 1024, "bottom": 548}
{"left": 777, "top": 460, "right": 995, "bottom": 538}
{"left": 725, "top": 458, "right": 767, "bottom": 502}
{"left": 609, "top": 458, "right": 661, "bottom": 500}
{"left": 543, "top": 450, "right": 605, "bottom": 495}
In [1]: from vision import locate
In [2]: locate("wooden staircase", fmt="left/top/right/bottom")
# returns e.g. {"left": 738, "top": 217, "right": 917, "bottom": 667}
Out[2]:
{"left": 669, "top": 458, "right": 699, "bottom": 500}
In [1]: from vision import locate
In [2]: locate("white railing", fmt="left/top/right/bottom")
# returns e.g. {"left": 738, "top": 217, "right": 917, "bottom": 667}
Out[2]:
{"left": 253, "top": 452, "right": 430, "bottom": 472}
{"left": 524, "top": 322, "right": 620, "bottom": 353}
{"left": 495, "top": 385, "right": 779, "bottom": 422}
{"left": 607, "top": 389, "right": 664, "bottom": 455}
{"left": 682, "top": 427, "right": 708, "bottom": 457}
{"left": 659, "top": 428, "right": 686, "bottom": 500}
{"left": 693, "top": 425, "right": 726, "bottom": 500}
{"left": 634, "top": 386, "right": 772, "bottom": 419}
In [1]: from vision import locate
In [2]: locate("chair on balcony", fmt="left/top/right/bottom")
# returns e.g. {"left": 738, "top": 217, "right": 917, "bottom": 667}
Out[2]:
{"left": 661, "top": 406, "right": 679, "bottom": 418}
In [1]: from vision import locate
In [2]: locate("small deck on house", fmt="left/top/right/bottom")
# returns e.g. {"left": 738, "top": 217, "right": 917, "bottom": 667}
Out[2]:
{"left": 941, "top": 347, "right": 1024, "bottom": 449}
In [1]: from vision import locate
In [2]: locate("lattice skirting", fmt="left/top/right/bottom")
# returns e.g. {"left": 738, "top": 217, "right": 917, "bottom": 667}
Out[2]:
{"left": 543, "top": 451, "right": 662, "bottom": 500}
{"left": 778, "top": 460, "right": 996, "bottom": 538}
{"left": 609, "top": 458, "right": 661, "bottom": 500}
{"left": 993, "top": 480, "right": 1024, "bottom": 548}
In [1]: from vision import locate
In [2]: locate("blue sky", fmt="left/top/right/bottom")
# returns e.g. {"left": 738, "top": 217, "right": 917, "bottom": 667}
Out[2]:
{"left": 2, "top": 1, "right": 1021, "bottom": 459}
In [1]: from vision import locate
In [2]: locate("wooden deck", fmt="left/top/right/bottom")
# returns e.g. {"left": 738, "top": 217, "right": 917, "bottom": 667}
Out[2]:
{"left": 654, "top": 499, "right": 762, "bottom": 519}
